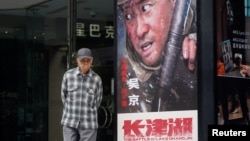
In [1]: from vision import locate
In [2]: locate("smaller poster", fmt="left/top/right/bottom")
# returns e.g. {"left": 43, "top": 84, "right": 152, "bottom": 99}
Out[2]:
{"left": 220, "top": 40, "right": 234, "bottom": 73}
{"left": 215, "top": 0, "right": 250, "bottom": 126}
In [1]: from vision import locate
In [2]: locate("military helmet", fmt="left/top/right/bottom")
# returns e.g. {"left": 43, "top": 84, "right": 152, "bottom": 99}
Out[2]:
{"left": 117, "top": 0, "right": 128, "bottom": 5}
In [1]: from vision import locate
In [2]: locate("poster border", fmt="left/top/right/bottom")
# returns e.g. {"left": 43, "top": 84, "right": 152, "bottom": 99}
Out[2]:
{"left": 113, "top": 0, "right": 216, "bottom": 141}
{"left": 197, "top": 0, "right": 216, "bottom": 141}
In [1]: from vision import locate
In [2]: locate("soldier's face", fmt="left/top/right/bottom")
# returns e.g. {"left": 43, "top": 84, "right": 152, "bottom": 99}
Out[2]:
{"left": 121, "top": 0, "right": 175, "bottom": 66}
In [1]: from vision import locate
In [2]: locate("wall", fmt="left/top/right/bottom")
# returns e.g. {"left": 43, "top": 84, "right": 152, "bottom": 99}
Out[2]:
{"left": 48, "top": 47, "right": 66, "bottom": 141}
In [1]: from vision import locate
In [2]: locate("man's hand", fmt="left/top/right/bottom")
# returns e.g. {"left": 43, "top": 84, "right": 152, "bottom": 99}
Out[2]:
{"left": 182, "top": 33, "right": 197, "bottom": 71}
{"left": 241, "top": 65, "right": 250, "bottom": 77}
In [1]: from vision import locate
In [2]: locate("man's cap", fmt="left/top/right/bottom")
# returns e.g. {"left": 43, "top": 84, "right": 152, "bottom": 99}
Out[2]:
{"left": 77, "top": 48, "right": 93, "bottom": 60}
{"left": 234, "top": 53, "right": 242, "bottom": 59}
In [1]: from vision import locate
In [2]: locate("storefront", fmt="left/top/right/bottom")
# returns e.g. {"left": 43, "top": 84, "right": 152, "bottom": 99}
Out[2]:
{"left": 0, "top": 0, "right": 114, "bottom": 141}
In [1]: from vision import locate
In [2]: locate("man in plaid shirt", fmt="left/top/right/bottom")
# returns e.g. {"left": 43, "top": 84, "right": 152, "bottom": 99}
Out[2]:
{"left": 61, "top": 48, "right": 103, "bottom": 141}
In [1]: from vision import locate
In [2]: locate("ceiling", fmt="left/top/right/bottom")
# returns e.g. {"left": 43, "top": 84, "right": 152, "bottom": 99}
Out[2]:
{"left": 0, "top": 0, "right": 50, "bottom": 9}
{"left": 0, "top": 0, "right": 114, "bottom": 21}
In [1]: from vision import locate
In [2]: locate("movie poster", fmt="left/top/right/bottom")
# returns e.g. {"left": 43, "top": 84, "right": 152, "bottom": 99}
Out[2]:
{"left": 116, "top": 0, "right": 198, "bottom": 140}
{"left": 216, "top": 0, "right": 250, "bottom": 125}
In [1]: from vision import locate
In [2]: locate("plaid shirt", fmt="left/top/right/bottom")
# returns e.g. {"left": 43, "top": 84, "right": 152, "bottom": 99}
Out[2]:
{"left": 61, "top": 67, "right": 103, "bottom": 129}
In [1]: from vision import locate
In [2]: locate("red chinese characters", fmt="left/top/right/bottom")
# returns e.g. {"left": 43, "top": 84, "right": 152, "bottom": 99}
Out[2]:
{"left": 121, "top": 58, "right": 128, "bottom": 107}
{"left": 122, "top": 118, "right": 193, "bottom": 140}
